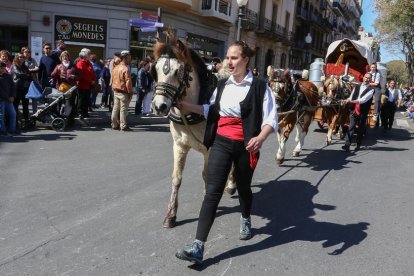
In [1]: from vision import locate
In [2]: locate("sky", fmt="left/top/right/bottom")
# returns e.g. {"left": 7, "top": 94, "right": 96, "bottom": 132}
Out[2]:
{"left": 360, "top": 0, "right": 404, "bottom": 62}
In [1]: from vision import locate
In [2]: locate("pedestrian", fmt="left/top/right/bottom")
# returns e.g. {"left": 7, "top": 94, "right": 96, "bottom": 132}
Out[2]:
{"left": 21, "top": 47, "right": 39, "bottom": 114}
{"left": 100, "top": 58, "right": 111, "bottom": 108}
{"left": 11, "top": 53, "right": 32, "bottom": 128}
{"left": 52, "top": 40, "right": 66, "bottom": 63}
{"left": 342, "top": 72, "right": 375, "bottom": 152}
{"left": 142, "top": 56, "right": 155, "bottom": 115}
{"left": 251, "top": 67, "right": 259, "bottom": 77}
{"left": 51, "top": 51, "right": 79, "bottom": 127}
{"left": 111, "top": 50, "right": 133, "bottom": 131}
{"left": 369, "top": 63, "right": 381, "bottom": 126}
{"left": 89, "top": 54, "right": 103, "bottom": 110}
{"left": 135, "top": 60, "right": 151, "bottom": 116}
{"left": 380, "top": 79, "right": 402, "bottom": 131}
{"left": 108, "top": 52, "right": 122, "bottom": 112}
{"left": 38, "top": 42, "right": 59, "bottom": 89}
{"left": 0, "top": 50, "right": 12, "bottom": 74}
{"left": 76, "top": 48, "right": 96, "bottom": 119}
{"left": 0, "top": 61, "right": 17, "bottom": 136}
{"left": 174, "top": 41, "right": 278, "bottom": 265}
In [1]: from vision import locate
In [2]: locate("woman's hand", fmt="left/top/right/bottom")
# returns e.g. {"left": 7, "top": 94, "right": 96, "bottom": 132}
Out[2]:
{"left": 246, "top": 136, "right": 264, "bottom": 153}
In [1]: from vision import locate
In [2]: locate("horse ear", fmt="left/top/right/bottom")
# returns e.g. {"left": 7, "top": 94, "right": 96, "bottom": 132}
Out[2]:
{"left": 176, "top": 40, "right": 186, "bottom": 53}
{"left": 267, "top": 66, "right": 273, "bottom": 77}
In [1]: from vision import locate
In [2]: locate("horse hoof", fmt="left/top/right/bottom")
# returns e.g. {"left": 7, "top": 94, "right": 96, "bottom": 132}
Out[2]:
{"left": 325, "top": 140, "right": 331, "bottom": 145}
{"left": 292, "top": 151, "right": 300, "bottom": 157}
{"left": 162, "top": 216, "right": 176, "bottom": 228}
{"left": 276, "top": 159, "right": 284, "bottom": 166}
{"left": 225, "top": 187, "right": 236, "bottom": 195}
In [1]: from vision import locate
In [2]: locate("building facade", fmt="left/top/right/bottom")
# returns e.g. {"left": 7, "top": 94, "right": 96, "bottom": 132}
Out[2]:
{"left": 0, "top": 0, "right": 364, "bottom": 71}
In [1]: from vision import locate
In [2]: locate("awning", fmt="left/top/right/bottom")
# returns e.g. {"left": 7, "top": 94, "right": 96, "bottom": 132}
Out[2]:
{"left": 129, "top": 18, "right": 164, "bottom": 29}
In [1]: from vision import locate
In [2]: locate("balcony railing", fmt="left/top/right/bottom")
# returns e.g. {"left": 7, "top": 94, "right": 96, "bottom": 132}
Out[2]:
{"left": 320, "top": 0, "right": 328, "bottom": 10}
{"left": 200, "top": 0, "right": 232, "bottom": 22}
{"left": 296, "top": 7, "right": 309, "bottom": 20}
{"left": 242, "top": 8, "right": 258, "bottom": 29}
{"left": 332, "top": 0, "right": 345, "bottom": 16}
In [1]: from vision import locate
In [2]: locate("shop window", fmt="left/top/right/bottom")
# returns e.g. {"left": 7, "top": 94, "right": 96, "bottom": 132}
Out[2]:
{"left": 0, "top": 25, "right": 28, "bottom": 55}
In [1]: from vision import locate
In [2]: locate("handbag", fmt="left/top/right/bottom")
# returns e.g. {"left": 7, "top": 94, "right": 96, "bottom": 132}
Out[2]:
{"left": 58, "top": 82, "right": 73, "bottom": 92}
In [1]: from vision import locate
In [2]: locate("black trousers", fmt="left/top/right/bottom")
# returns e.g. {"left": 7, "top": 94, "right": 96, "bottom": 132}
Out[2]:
{"left": 195, "top": 134, "right": 255, "bottom": 242}
{"left": 77, "top": 89, "right": 91, "bottom": 117}
{"left": 345, "top": 113, "right": 367, "bottom": 146}
{"left": 135, "top": 91, "right": 146, "bottom": 115}
{"left": 380, "top": 102, "right": 396, "bottom": 129}
{"left": 13, "top": 89, "right": 29, "bottom": 121}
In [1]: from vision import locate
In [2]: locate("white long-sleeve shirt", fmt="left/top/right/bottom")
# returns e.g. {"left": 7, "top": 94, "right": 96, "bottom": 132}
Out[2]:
{"left": 202, "top": 71, "right": 278, "bottom": 133}
{"left": 348, "top": 83, "right": 374, "bottom": 104}
{"left": 387, "top": 87, "right": 402, "bottom": 103}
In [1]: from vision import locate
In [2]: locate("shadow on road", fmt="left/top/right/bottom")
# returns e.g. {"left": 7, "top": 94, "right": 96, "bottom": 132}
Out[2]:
{"left": 192, "top": 179, "right": 369, "bottom": 270}
{"left": 0, "top": 132, "right": 77, "bottom": 143}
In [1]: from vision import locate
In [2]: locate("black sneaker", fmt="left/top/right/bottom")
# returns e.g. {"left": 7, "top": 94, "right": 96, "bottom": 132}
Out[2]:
{"left": 341, "top": 143, "right": 350, "bottom": 152}
{"left": 175, "top": 241, "right": 204, "bottom": 265}
{"left": 240, "top": 216, "right": 252, "bottom": 240}
{"left": 121, "top": 126, "right": 133, "bottom": 132}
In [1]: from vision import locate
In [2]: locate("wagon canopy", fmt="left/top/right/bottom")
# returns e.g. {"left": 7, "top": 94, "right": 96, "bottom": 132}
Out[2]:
{"left": 325, "top": 38, "right": 374, "bottom": 82}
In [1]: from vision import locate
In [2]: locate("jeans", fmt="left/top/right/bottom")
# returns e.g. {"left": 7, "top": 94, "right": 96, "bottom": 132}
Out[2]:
{"left": 195, "top": 135, "right": 255, "bottom": 242}
{"left": 0, "top": 100, "right": 17, "bottom": 134}
{"left": 135, "top": 91, "right": 146, "bottom": 115}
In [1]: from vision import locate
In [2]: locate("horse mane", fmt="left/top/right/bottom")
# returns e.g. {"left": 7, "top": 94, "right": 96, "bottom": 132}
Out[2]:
{"left": 153, "top": 32, "right": 211, "bottom": 104}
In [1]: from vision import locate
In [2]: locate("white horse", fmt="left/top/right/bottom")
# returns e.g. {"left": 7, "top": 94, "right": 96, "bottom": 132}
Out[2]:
{"left": 151, "top": 33, "right": 235, "bottom": 228}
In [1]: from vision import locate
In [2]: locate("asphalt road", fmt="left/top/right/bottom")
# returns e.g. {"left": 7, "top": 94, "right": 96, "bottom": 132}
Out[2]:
{"left": 1, "top": 112, "right": 413, "bottom": 276}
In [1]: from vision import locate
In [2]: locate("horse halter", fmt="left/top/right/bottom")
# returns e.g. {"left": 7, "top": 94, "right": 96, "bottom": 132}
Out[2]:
{"left": 153, "top": 54, "right": 192, "bottom": 104}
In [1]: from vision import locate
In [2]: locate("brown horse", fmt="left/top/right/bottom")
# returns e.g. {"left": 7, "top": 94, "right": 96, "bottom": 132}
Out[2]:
{"left": 267, "top": 67, "right": 319, "bottom": 165}
{"left": 319, "top": 75, "right": 353, "bottom": 144}
{"left": 151, "top": 32, "right": 235, "bottom": 228}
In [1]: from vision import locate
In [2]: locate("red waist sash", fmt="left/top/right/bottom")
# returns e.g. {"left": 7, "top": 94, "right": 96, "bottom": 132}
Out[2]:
{"left": 216, "top": 116, "right": 259, "bottom": 169}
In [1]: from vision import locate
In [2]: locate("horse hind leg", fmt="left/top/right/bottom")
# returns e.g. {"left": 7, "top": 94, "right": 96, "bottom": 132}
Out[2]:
{"left": 163, "top": 143, "right": 190, "bottom": 228}
{"left": 225, "top": 164, "right": 236, "bottom": 195}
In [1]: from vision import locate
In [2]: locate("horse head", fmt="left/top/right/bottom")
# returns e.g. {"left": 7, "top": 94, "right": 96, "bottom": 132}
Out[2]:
{"left": 323, "top": 75, "right": 340, "bottom": 104}
{"left": 267, "top": 66, "right": 292, "bottom": 108}
{"left": 151, "top": 32, "right": 195, "bottom": 116}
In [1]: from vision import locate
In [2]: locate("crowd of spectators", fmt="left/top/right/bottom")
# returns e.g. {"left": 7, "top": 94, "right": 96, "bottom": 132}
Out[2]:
{"left": 0, "top": 40, "right": 156, "bottom": 136}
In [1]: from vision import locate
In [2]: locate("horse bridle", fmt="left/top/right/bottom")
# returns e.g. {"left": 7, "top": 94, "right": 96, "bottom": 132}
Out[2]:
{"left": 152, "top": 54, "right": 192, "bottom": 104}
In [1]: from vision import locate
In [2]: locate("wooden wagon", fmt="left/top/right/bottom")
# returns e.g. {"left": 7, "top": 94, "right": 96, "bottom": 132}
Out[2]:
{"left": 314, "top": 38, "right": 376, "bottom": 127}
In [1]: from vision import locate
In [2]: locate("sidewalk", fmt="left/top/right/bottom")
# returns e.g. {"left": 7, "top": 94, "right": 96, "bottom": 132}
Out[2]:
{"left": 33, "top": 93, "right": 169, "bottom": 129}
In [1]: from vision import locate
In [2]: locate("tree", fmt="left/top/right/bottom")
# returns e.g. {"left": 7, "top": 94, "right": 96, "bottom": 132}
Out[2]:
{"left": 386, "top": 60, "right": 409, "bottom": 86}
{"left": 374, "top": 0, "right": 414, "bottom": 86}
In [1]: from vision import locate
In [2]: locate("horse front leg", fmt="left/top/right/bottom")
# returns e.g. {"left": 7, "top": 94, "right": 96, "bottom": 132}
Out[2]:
{"left": 276, "top": 126, "right": 291, "bottom": 166}
{"left": 293, "top": 114, "right": 311, "bottom": 156}
{"left": 163, "top": 143, "right": 190, "bottom": 228}
{"left": 326, "top": 115, "right": 337, "bottom": 145}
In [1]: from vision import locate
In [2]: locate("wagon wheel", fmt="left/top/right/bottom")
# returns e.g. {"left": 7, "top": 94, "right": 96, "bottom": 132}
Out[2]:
{"left": 51, "top": 118, "right": 66, "bottom": 131}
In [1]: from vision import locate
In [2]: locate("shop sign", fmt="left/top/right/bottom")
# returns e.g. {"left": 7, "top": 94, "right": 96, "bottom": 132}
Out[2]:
{"left": 55, "top": 15, "right": 107, "bottom": 44}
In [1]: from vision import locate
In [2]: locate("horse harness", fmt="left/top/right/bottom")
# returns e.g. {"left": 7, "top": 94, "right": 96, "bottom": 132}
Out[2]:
{"left": 152, "top": 54, "right": 205, "bottom": 125}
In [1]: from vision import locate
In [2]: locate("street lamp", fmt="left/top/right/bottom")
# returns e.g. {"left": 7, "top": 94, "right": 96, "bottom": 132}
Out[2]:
{"left": 236, "top": 0, "right": 248, "bottom": 41}
{"left": 304, "top": 32, "right": 312, "bottom": 68}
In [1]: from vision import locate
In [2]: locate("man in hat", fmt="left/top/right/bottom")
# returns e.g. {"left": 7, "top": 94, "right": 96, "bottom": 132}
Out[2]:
{"left": 0, "top": 61, "right": 17, "bottom": 136}
{"left": 111, "top": 50, "right": 133, "bottom": 131}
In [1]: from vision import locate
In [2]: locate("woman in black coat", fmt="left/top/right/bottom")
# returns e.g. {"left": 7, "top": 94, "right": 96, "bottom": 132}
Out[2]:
{"left": 11, "top": 53, "right": 33, "bottom": 126}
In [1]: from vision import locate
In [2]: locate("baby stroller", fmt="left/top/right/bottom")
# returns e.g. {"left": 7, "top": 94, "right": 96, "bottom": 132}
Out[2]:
{"left": 30, "top": 85, "right": 78, "bottom": 131}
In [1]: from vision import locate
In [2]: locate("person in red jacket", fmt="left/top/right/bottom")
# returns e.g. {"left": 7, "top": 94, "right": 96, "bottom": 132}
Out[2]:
{"left": 76, "top": 48, "right": 96, "bottom": 118}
